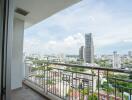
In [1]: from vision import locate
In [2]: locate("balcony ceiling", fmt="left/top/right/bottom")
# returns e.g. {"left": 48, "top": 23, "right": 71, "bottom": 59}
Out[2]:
{"left": 14, "top": 0, "right": 81, "bottom": 28}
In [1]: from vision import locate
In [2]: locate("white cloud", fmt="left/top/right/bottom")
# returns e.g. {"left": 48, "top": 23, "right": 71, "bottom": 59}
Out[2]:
{"left": 24, "top": 0, "right": 132, "bottom": 55}
{"left": 24, "top": 33, "right": 84, "bottom": 55}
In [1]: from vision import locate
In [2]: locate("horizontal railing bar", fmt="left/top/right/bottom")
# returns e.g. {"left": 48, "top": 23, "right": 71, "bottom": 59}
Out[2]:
{"left": 52, "top": 68, "right": 131, "bottom": 83}
{"left": 109, "top": 77, "right": 132, "bottom": 83}
{"left": 51, "top": 68, "right": 96, "bottom": 76}
{"left": 50, "top": 63, "right": 132, "bottom": 74}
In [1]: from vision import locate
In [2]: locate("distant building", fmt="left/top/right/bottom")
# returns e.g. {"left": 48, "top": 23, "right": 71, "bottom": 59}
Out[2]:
{"left": 79, "top": 46, "right": 84, "bottom": 60}
{"left": 83, "top": 74, "right": 97, "bottom": 92}
{"left": 128, "top": 51, "right": 132, "bottom": 58}
{"left": 113, "top": 51, "right": 121, "bottom": 69}
{"left": 84, "top": 33, "right": 94, "bottom": 63}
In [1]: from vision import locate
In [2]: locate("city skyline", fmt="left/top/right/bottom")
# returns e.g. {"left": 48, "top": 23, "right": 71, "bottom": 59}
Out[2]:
{"left": 24, "top": 0, "right": 132, "bottom": 55}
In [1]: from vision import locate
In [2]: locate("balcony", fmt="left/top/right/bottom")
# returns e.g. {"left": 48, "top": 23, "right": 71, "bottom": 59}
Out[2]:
{"left": 22, "top": 62, "right": 132, "bottom": 100}
{"left": 11, "top": 84, "right": 49, "bottom": 100}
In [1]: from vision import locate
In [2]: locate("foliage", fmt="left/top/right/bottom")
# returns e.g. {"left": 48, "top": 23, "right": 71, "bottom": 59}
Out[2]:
{"left": 95, "top": 59, "right": 112, "bottom": 68}
{"left": 80, "top": 87, "right": 89, "bottom": 95}
{"left": 62, "top": 77, "right": 70, "bottom": 82}
{"left": 69, "top": 60, "right": 77, "bottom": 64}
{"left": 65, "top": 67, "right": 71, "bottom": 71}
{"left": 32, "top": 66, "right": 44, "bottom": 71}
{"left": 35, "top": 74, "right": 45, "bottom": 78}
{"left": 108, "top": 74, "right": 132, "bottom": 93}
{"left": 32, "top": 66, "right": 52, "bottom": 71}
{"left": 101, "top": 82, "right": 114, "bottom": 94}
{"left": 47, "top": 67, "right": 53, "bottom": 71}
{"left": 32, "top": 60, "right": 48, "bottom": 65}
{"left": 129, "top": 73, "right": 132, "bottom": 79}
{"left": 65, "top": 67, "right": 85, "bottom": 72}
{"left": 88, "top": 93, "right": 98, "bottom": 100}
{"left": 26, "top": 57, "right": 38, "bottom": 60}
{"left": 47, "top": 80, "right": 54, "bottom": 85}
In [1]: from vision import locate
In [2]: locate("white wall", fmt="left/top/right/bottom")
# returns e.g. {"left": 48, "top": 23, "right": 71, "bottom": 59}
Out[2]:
{"left": 15, "top": 0, "right": 81, "bottom": 28}
{"left": 11, "top": 18, "right": 24, "bottom": 90}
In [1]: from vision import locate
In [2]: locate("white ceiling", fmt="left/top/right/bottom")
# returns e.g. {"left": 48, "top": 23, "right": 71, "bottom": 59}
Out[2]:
{"left": 15, "top": 0, "right": 81, "bottom": 28}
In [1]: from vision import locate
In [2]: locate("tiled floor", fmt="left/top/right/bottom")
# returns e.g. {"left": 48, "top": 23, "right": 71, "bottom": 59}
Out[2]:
{"left": 11, "top": 85, "right": 49, "bottom": 100}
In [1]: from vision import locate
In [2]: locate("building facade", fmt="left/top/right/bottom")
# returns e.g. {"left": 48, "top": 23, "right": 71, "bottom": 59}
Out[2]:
{"left": 84, "top": 33, "right": 94, "bottom": 63}
{"left": 79, "top": 46, "right": 84, "bottom": 60}
{"left": 113, "top": 51, "right": 121, "bottom": 69}
{"left": 128, "top": 51, "right": 132, "bottom": 58}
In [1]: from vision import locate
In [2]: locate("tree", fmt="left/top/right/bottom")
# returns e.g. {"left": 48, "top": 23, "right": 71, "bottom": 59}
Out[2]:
{"left": 80, "top": 87, "right": 89, "bottom": 95}
{"left": 71, "top": 67, "right": 85, "bottom": 72}
{"left": 129, "top": 73, "right": 132, "bottom": 79}
{"left": 95, "top": 59, "right": 112, "bottom": 68}
{"left": 65, "top": 67, "right": 71, "bottom": 71}
{"left": 47, "top": 67, "right": 53, "bottom": 71}
{"left": 88, "top": 93, "right": 98, "bottom": 100}
{"left": 32, "top": 60, "right": 48, "bottom": 66}
{"left": 101, "top": 81, "right": 114, "bottom": 94}
{"left": 108, "top": 74, "right": 132, "bottom": 93}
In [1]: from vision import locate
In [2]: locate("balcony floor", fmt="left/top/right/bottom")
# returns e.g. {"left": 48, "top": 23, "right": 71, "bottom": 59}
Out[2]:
{"left": 11, "top": 84, "right": 49, "bottom": 100}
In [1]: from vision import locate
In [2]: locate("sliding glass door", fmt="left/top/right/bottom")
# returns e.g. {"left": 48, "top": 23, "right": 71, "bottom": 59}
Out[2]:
{"left": 0, "top": 0, "right": 13, "bottom": 100}
{"left": 0, "top": 1, "right": 2, "bottom": 98}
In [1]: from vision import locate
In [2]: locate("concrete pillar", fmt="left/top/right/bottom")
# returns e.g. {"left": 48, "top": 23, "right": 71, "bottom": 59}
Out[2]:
{"left": 11, "top": 18, "right": 24, "bottom": 90}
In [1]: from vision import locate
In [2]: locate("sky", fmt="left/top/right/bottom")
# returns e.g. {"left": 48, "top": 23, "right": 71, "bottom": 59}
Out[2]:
{"left": 24, "top": 0, "right": 132, "bottom": 55}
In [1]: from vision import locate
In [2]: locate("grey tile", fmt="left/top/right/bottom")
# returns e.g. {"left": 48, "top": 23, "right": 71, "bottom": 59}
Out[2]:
{"left": 11, "top": 85, "right": 48, "bottom": 100}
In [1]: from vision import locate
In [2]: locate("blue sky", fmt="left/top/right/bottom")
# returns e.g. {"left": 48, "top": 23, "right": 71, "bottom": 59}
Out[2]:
{"left": 24, "top": 0, "right": 132, "bottom": 55}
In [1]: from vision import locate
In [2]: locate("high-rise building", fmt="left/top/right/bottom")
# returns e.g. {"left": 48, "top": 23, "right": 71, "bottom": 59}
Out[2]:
{"left": 113, "top": 51, "right": 121, "bottom": 69}
{"left": 128, "top": 51, "right": 132, "bottom": 58}
{"left": 79, "top": 46, "right": 84, "bottom": 60}
{"left": 84, "top": 33, "right": 94, "bottom": 63}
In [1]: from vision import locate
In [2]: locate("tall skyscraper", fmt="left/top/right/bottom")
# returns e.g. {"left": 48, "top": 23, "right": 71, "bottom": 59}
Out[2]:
{"left": 79, "top": 46, "right": 84, "bottom": 60}
{"left": 113, "top": 51, "right": 121, "bottom": 69}
{"left": 128, "top": 51, "right": 132, "bottom": 58}
{"left": 84, "top": 33, "right": 94, "bottom": 63}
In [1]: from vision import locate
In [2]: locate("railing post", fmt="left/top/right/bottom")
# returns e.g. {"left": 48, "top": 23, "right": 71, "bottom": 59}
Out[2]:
{"left": 46, "top": 65, "right": 48, "bottom": 94}
{"left": 43, "top": 63, "right": 45, "bottom": 92}
{"left": 69, "top": 75, "right": 70, "bottom": 100}
{"left": 60, "top": 69, "right": 61, "bottom": 98}
{"left": 63, "top": 74, "right": 64, "bottom": 99}
{"left": 79, "top": 78, "right": 80, "bottom": 100}
{"left": 72, "top": 72, "right": 73, "bottom": 100}
{"left": 130, "top": 89, "right": 131, "bottom": 100}
{"left": 121, "top": 87, "right": 123, "bottom": 100}
{"left": 115, "top": 78, "right": 117, "bottom": 100}
{"left": 92, "top": 70, "right": 94, "bottom": 99}
{"left": 106, "top": 70, "right": 109, "bottom": 100}
{"left": 98, "top": 69, "right": 100, "bottom": 100}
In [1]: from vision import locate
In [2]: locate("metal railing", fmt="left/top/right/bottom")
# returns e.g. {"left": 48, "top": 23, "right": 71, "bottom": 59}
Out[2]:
{"left": 25, "top": 62, "right": 132, "bottom": 100}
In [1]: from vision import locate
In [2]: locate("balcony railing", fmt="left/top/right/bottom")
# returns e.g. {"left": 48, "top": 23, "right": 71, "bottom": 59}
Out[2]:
{"left": 25, "top": 62, "right": 132, "bottom": 100}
